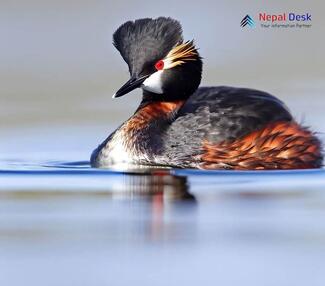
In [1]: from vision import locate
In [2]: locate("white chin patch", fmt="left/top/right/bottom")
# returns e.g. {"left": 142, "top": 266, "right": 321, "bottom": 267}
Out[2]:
{"left": 142, "top": 70, "right": 163, "bottom": 94}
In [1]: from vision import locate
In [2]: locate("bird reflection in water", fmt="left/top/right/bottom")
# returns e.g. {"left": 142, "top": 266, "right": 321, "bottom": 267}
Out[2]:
{"left": 120, "top": 169, "right": 195, "bottom": 201}
{"left": 117, "top": 169, "right": 197, "bottom": 242}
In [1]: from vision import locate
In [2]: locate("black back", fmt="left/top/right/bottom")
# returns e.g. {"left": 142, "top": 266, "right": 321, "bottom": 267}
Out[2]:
{"left": 159, "top": 86, "right": 293, "bottom": 164}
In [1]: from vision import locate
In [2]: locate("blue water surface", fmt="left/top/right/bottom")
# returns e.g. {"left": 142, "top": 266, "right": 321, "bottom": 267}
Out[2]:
{"left": 1, "top": 154, "right": 325, "bottom": 286}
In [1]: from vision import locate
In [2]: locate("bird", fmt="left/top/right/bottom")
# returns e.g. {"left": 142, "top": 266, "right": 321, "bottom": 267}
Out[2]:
{"left": 91, "top": 17, "right": 323, "bottom": 170}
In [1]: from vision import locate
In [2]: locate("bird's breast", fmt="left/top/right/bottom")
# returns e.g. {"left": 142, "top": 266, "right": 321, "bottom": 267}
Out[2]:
{"left": 92, "top": 100, "right": 185, "bottom": 168}
{"left": 105, "top": 132, "right": 134, "bottom": 163}
{"left": 98, "top": 129, "right": 148, "bottom": 166}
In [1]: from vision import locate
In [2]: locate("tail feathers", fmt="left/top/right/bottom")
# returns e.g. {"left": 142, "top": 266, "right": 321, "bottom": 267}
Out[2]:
{"left": 200, "top": 121, "right": 323, "bottom": 170}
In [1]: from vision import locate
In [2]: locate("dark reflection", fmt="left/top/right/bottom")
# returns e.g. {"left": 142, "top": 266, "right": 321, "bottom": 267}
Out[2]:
{"left": 115, "top": 171, "right": 197, "bottom": 242}
{"left": 121, "top": 170, "right": 196, "bottom": 202}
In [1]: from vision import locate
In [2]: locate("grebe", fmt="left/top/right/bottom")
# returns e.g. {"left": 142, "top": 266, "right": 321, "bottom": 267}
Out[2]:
{"left": 91, "top": 17, "right": 323, "bottom": 170}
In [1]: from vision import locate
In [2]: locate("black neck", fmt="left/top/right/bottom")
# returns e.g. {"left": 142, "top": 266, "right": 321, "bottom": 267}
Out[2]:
{"left": 141, "top": 90, "right": 188, "bottom": 103}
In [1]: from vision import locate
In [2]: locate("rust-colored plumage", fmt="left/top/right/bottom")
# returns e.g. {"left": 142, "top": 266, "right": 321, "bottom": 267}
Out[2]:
{"left": 124, "top": 101, "right": 185, "bottom": 131}
{"left": 200, "top": 121, "right": 323, "bottom": 170}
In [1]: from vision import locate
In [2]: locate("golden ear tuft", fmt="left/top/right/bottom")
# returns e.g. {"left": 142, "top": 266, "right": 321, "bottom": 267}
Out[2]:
{"left": 164, "top": 41, "right": 198, "bottom": 69}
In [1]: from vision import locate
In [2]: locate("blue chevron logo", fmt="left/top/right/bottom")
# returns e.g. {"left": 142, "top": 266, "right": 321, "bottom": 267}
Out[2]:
{"left": 241, "top": 15, "right": 255, "bottom": 27}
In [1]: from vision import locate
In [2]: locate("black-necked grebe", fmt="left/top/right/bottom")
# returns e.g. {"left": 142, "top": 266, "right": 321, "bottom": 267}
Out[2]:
{"left": 91, "top": 17, "right": 323, "bottom": 170}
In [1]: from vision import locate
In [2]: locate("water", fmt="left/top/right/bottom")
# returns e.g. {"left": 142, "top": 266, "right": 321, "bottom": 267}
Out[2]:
{"left": 1, "top": 146, "right": 325, "bottom": 285}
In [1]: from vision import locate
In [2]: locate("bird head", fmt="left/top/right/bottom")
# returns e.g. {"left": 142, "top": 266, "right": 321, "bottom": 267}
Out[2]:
{"left": 112, "top": 17, "right": 202, "bottom": 100}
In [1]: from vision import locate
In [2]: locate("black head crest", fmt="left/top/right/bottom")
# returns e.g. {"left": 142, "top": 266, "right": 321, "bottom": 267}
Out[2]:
{"left": 113, "top": 17, "right": 183, "bottom": 77}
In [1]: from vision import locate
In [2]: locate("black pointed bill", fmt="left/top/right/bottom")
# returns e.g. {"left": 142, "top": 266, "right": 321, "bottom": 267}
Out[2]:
{"left": 112, "top": 75, "right": 150, "bottom": 98}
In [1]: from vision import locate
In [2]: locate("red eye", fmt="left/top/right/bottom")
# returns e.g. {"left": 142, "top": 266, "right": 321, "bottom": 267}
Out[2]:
{"left": 155, "top": 60, "right": 164, "bottom": 70}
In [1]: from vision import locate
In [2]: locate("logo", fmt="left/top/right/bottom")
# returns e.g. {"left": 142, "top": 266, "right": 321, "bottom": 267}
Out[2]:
{"left": 240, "top": 15, "right": 255, "bottom": 27}
{"left": 240, "top": 12, "right": 312, "bottom": 29}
